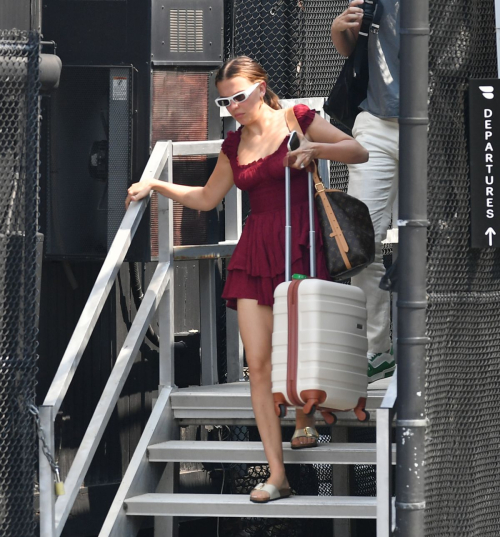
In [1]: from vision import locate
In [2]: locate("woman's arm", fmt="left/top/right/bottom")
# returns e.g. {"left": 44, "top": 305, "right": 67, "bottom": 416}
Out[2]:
{"left": 286, "top": 113, "right": 369, "bottom": 167}
{"left": 331, "top": 0, "right": 364, "bottom": 57}
{"left": 125, "top": 150, "right": 235, "bottom": 211}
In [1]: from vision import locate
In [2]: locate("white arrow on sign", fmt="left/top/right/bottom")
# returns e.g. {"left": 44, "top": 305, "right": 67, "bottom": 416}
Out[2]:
{"left": 485, "top": 227, "right": 497, "bottom": 246}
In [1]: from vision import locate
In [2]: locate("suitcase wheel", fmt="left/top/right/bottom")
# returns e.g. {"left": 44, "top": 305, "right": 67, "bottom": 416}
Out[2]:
{"left": 322, "top": 411, "right": 337, "bottom": 426}
{"left": 355, "top": 409, "right": 370, "bottom": 422}
{"left": 305, "top": 405, "right": 316, "bottom": 416}
{"left": 276, "top": 403, "right": 287, "bottom": 418}
{"left": 303, "top": 400, "right": 319, "bottom": 416}
{"left": 353, "top": 397, "right": 369, "bottom": 422}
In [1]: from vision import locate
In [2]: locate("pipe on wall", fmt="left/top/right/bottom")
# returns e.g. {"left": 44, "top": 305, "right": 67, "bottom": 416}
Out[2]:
{"left": 395, "top": 0, "right": 429, "bottom": 535}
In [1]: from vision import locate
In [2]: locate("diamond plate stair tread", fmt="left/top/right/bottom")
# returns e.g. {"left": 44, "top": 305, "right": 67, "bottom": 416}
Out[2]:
{"left": 148, "top": 440, "right": 396, "bottom": 465}
{"left": 124, "top": 493, "right": 377, "bottom": 518}
{"left": 171, "top": 381, "right": 387, "bottom": 421}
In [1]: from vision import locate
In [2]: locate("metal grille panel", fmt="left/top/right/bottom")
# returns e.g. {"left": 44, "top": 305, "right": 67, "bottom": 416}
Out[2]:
{"left": 151, "top": 69, "right": 211, "bottom": 250}
{"left": 425, "top": 1, "right": 500, "bottom": 535}
{"left": 232, "top": 0, "right": 303, "bottom": 99}
{"left": 229, "top": 1, "right": 349, "bottom": 191}
{"left": 170, "top": 9, "right": 204, "bottom": 53}
{"left": 229, "top": 1, "right": 345, "bottom": 99}
{"left": 0, "top": 29, "right": 40, "bottom": 537}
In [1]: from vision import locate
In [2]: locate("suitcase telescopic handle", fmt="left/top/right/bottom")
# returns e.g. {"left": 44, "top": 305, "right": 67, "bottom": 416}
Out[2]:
{"left": 285, "top": 132, "right": 316, "bottom": 282}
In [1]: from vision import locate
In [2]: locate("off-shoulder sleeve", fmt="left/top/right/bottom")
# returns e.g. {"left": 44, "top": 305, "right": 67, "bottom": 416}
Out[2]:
{"left": 293, "top": 104, "right": 316, "bottom": 134}
{"left": 221, "top": 129, "right": 240, "bottom": 159}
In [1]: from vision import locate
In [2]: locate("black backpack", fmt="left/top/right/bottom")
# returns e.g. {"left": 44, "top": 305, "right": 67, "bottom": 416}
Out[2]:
{"left": 323, "top": 0, "right": 382, "bottom": 130}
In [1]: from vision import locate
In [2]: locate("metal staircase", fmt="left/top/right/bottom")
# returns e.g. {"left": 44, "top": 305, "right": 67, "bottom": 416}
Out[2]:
{"left": 119, "top": 381, "right": 394, "bottom": 520}
{"left": 96, "top": 380, "right": 395, "bottom": 535}
{"left": 38, "top": 99, "right": 397, "bottom": 537}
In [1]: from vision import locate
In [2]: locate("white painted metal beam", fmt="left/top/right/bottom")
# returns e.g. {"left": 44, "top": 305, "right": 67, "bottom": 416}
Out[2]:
{"left": 199, "top": 259, "right": 218, "bottom": 385}
{"left": 124, "top": 494, "right": 377, "bottom": 519}
{"left": 170, "top": 382, "right": 387, "bottom": 419}
{"left": 148, "top": 440, "right": 397, "bottom": 465}
{"left": 173, "top": 241, "right": 237, "bottom": 261}
{"left": 172, "top": 140, "right": 223, "bottom": 156}
{"left": 99, "top": 387, "right": 176, "bottom": 537}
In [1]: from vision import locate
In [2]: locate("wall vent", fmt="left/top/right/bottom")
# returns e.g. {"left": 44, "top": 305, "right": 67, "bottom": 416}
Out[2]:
{"left": 170, "top": 9, "right": 204, "bottom": 53}
{"left": 151, "top": 0, "right": 223, "bottom": 65}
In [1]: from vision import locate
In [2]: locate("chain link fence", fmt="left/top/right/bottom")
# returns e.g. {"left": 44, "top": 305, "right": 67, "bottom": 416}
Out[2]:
{"left": 0, "top": 29, "right": 41, "bottom": 537}
{"left": 425, "top": 1, "right": 500, "bottom": 536}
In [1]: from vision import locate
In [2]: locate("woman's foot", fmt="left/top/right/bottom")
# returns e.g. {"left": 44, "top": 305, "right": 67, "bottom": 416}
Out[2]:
{"left": 290, "top": 425, "right": 319, "bottom": 449}
{"left": 292, "top": 409, "right": 318, "bottom": 449}
{"left": 250, "top": 475, "right": 290, "bottom": 503}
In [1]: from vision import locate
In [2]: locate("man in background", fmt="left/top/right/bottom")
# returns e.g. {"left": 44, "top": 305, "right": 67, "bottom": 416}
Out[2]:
{"left": 331, "top": 0, "right": 400, "bottom": 382}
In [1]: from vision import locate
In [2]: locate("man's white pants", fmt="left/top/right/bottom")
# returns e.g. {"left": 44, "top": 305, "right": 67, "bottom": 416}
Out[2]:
{"left": 347, "top": 111, "right": 399, "bottom": 355}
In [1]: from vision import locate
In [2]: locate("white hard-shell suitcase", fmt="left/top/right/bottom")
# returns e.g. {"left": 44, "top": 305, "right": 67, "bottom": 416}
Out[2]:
{"left": 271, "top": 149, "right": 369, "bottom": 424}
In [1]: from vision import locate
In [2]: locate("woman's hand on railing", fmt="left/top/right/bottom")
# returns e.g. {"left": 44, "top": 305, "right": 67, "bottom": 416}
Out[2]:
{"left": 125, "top": 179, "right": 157, "bottom": 209}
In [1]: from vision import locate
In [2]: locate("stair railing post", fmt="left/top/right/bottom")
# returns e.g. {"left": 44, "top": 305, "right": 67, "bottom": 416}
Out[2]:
{"left": 159, "top": 140, "right": 175, "bottom": 389}
{"left": 200, "top": 258, "right": 218, "bottom": 385}
{"left": 39, "top": 405, "right": 56, "bottom": 537}
{"left": 377, "top": 370, "right": 398, "bottom": 537}
{"left": 224, "top": 184, "right": 243, "bottom": 382}
{"left": 222, "top": 115, "right": 244, "bottom": 383}
{"left": 155, "top": 144, "right": 178, "bottom": 537}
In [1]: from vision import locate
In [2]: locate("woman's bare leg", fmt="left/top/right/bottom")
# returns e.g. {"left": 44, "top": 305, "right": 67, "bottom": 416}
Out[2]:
{"left": 237, "top": 299, "right": 289, "bottom": 500}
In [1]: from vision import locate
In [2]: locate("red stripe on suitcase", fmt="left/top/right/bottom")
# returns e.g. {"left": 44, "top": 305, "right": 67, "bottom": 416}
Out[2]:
{"left": 286, "top": 280, "right": 303, "bottom": 407}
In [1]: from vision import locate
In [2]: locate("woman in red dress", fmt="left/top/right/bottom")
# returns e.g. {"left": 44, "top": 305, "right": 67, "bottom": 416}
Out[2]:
{"left": 126, "top": 56, "right": 368, "bottom": 503}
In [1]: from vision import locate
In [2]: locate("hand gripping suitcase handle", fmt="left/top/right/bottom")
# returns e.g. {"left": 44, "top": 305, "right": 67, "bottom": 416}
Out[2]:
{"left": 285, "top": 163, "right": 316, "bottom": 282}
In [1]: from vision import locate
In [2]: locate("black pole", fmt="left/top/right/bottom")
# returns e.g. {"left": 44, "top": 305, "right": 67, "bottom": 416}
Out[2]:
{"left": 395, "top": 0, "right": 429, "bottom": 536}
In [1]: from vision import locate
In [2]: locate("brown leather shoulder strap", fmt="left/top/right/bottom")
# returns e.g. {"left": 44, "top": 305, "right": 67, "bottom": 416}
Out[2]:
{"left": 284, "top": 106, "right": 303, "bottom": 135}
{"left": 286, "top": 106, "right": 352, "bottom": 271}
{"left": 311, "top": 161, "right": 351, "bottom": 269}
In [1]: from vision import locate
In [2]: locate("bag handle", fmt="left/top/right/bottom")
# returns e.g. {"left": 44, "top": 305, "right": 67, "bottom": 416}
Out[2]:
{"left": 284, "top": 107, "right": 352, "bottom": 270}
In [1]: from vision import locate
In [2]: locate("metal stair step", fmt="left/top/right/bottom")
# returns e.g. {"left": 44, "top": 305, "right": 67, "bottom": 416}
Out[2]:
{"left": 148, "top": 440, "right": 396, "bottom": 465}
{"left": 124, "top": 493, "right": 377, "bottom": 519}
{"left": 171, "top": 381, "right": 388, "bottom": 424}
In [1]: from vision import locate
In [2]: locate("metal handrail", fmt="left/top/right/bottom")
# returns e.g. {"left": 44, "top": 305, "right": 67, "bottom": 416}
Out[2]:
{"left": 39, "top": 136, "right": 242, "bottom": 536}
{"left": 39, "top": 141, "right": 172, "bottom": 536}
{"left": 42, "top": 142, "right": 171, "bottom": 414}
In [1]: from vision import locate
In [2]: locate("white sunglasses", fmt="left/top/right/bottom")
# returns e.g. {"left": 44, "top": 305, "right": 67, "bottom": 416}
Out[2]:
{"left": 215, "top": 82, "right": 261, "bottom": 108}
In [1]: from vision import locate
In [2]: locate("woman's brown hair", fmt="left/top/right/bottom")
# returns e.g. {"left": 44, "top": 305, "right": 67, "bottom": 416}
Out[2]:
{"left": 215, "top": 56, "right": 281, "bottom": 110}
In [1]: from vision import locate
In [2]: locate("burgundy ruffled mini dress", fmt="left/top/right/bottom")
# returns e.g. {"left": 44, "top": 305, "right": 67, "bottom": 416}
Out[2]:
{"left": 221, "top": 104, "right": 331, "bottom": 310}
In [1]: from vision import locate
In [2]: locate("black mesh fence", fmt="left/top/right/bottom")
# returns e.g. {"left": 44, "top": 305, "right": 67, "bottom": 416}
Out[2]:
{"left": 425, "top": 1, "right": 500, "bottom": 536}
{"left": 0, "top": 30, "right": 40, "bottom": 537}
{"left": 229, "top": 0, "right": 349, "bottom": 191}
{"left": 230, "top": 0, "right": 346, "bottom": 99}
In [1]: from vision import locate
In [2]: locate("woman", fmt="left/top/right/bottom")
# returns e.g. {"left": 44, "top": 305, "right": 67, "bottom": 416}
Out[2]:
{"left": 126, "top": 56, "right": 368, "bottom": 503}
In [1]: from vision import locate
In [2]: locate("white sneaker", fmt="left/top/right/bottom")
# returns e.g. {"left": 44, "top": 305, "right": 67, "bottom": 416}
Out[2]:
{"left": 367, "top": 348, "right": 395, "bottom": 383}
